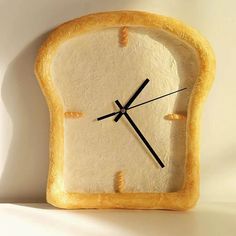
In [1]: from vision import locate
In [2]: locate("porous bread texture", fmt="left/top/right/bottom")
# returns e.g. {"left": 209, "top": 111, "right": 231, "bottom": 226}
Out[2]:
{"left": 34, "top": 11, "right": 215, "bottom": 210}
{"left": 51, "top": 27, "right": 198, "bottom": 193}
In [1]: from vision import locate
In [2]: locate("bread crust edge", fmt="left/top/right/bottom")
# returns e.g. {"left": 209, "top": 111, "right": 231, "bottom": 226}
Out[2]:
{"left": 34, "top": 10, "right": 215, "bottom": 210}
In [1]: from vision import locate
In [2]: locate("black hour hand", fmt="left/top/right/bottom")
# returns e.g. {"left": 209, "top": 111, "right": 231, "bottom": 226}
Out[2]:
{"left": 115, "top": 100, "right": 165, "bottom": 168}
{"left": 114, "top": 78, "right": 149, "bottom": 122}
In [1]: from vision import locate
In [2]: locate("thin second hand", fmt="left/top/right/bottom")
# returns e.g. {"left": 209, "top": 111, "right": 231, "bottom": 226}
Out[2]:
{"left": 96, "top": 87, "right": 187, "bottom": 121}
{"left": 127, "top": 87, "right": 187, "bottom": 111}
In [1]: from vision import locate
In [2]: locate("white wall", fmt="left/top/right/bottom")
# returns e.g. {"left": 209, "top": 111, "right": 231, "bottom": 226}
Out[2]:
{"left": 0, "top": 0, "right": 235, "bottom": 202}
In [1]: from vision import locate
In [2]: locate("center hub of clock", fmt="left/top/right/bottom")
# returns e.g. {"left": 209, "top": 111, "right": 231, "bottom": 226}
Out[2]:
{"left": 121, "top": 108, "right": 126, "bottom": 114}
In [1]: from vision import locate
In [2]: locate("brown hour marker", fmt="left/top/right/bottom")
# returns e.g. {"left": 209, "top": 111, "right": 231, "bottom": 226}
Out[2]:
{"left": 64, "top": 112, "right": 83, "bottom": 118}
{"left": 164, "top": 113, "right": 187, "bottom": 121}
{"left": 114, "top": 171, "right": 125, "bottom": 193}
{"left": 119, "top": 26, "right": 129, "bottom": 47}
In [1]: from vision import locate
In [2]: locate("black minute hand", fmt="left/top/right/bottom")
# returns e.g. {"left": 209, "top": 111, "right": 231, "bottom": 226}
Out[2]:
{"left": 115, "top": 100, "right": 165, "bottom": 168}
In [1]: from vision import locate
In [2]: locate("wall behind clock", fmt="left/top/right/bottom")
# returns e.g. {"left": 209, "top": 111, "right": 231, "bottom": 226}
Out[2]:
{"left": 0, "top": 0, "right": 235, "bottom": 203}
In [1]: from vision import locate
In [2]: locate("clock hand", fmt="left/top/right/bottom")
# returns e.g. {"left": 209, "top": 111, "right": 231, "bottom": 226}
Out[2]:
{"left": 97, "top": 87, "right": 187, "bottom": 121}
{"left": 128, "top": 87, "right": 187, "bottom": 110}
{"left": 97, "top": 111, "right": 119, "bottom": 121}
{"left": 114, "top": 78, "right": 150, "bottom": 122}
{"left": 115, "top": 100, "right": 165, "bottom": 168}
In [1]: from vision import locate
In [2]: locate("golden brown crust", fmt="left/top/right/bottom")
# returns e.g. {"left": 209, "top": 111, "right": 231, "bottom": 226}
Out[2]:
{"left": 34, "top": 11, "right": 215, "bottom": 210}
{"left": 115, "top": 171, "right": 125, "bottom": 193}
{"left": 164, "top": 114, "right": 187, "bottom": 121}
{"left": 64, "top": 112, "right": 83, "bottom": 118}
{"left": 119, "top": 26, "right": 129, "bottom": 47}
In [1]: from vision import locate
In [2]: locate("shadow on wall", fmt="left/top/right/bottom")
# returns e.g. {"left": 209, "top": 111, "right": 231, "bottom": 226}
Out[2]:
{"left": 0, "top": 34, "right": 50, "bottom": 202}
{"left": 0, "top": 0, "right": 136, "bottom": 203}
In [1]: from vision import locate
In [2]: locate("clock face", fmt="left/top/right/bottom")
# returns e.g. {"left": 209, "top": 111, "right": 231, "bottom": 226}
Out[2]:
{"left": 51, "top": 27, "right": 199, "bottom": 194}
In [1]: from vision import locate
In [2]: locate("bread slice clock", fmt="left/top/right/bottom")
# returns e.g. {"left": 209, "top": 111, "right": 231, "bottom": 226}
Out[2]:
{"left": 35, "top": 11, "right": 215, "bottom": 210}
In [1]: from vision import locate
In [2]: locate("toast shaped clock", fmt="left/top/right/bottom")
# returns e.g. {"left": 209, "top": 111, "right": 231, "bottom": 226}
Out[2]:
{"left": 35, "top": 11, "right": 215, "bottom": 210}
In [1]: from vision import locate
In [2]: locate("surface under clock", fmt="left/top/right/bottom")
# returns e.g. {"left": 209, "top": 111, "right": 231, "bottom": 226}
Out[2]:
{"left": 51, "top": 27, "right": 199, "bottom": 193}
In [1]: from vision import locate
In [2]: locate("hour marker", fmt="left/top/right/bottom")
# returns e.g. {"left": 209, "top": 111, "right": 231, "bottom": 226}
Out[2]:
{"left": 119, "top": 26, "right": 129, "bottom": 47}
{"left": 64, "top": 112, "right": 83, "bottom": 118}
{"left": 114, "top": 171, "right": 125, "bottom": 193}
{"left": 164, "top": 113, "right": 187, "bottom": 121}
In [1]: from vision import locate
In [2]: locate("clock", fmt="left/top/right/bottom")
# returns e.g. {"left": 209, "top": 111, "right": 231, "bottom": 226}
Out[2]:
{"left": 35, "top": 11, "right": 215, "bottom": 210}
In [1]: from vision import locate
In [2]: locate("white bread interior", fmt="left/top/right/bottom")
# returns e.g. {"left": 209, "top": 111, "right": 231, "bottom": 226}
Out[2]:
{"left": 51, "top": 27, "right": 199, "bottom": 193}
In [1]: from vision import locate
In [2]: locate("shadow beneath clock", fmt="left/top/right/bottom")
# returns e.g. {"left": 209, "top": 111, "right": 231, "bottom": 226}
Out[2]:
{"left": 0, "top": 33, "right": 50, "bottom": 202}
{"left": 9, "top": 203, "right": 236, "bottom": 235}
